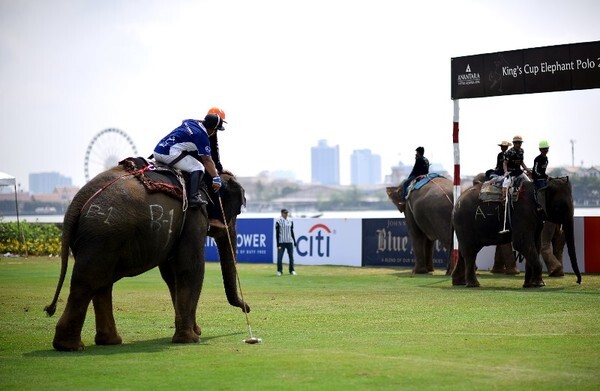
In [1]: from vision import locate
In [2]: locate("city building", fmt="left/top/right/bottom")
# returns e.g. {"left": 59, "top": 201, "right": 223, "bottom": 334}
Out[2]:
{"left": 351, "top": 149, "right": 382, "bottom": 185}
{"left": 29, "top": 172, "right": 72, "bottom": 194}
{"left": 311, "top": 139, "right": 339, "bottom": 185}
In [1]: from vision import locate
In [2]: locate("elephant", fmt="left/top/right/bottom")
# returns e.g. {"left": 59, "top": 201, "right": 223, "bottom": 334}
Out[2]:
{"left": 386, "top": 175, "right": 454, "bottom": 274}
{"left": 44, "top": 163, "right": 248, "bottom": 351}
{"left": 451, "top": 176, "right": 581, "bottom": 288}
{"left": 473, "top": 173, "right": 566, "bottom": 276}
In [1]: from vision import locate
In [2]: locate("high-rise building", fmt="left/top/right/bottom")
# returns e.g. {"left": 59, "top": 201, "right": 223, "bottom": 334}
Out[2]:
{"left": 311, "top": 139, "right": 339, "bottom": 185}
{"left": 29, "top": 172, "right": 72, "bottom": 194}
{"left": 351, "top": 149, "right": 382, "bottom": 185}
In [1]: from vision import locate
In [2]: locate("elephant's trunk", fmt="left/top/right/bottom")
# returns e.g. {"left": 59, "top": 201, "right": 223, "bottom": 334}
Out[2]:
{"left": 215, "top": 222, "right": 251, "bottom": 313}
{"left": 562, "top": 220, "right": 582, "bottom": 284}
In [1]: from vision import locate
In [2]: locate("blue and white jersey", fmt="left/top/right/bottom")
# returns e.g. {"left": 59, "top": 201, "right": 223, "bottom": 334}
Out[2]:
{"left": 154, "top": 119, "right": 212, "bottom": 156}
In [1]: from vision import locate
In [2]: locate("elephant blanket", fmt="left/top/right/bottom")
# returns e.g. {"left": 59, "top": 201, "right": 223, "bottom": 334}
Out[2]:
{"left": 406, "top": 173, "right": 445, "bottom": 199}
{"left": 119, "top": 157, "right": 187, "bottom": 201}
{"left": 479, "top": 177, "right": 527, "bottom": 203}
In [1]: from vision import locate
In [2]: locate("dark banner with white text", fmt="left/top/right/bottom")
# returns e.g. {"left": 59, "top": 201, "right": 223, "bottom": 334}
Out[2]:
{"left": 451, "top": 41, "right": 600, "bottom": 99}
{"left": 361, "top": 218, "right": 448, "bottom": 268}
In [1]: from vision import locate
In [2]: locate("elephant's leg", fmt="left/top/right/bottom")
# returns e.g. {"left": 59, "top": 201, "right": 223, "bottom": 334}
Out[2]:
{"left": 425, "top": 239, "right": 435, "bottom": 272}
{"left": 411, "top": 236, "right": 429, "bottom": 274}
{"left": 522, "top": 249, "right": 545, "bottom": 288}
{"left": 92, "top": 285, "right": 122, "bottom": 346}
{"left": 499, "top": 243, "right": 519, "bottom": 275}
{"left": 159, "top": 262, "right": 201, "bottom": 336}
{"left": 52, "top": 289, "right": 93, "bottom": 351}
{"left": 491, "top": 245, "right": 505, "bottom": 273}
{"left": 550, "top": 226, "right": 565, "bottom": 276}
{"left": 541, "top": 223, "right": 564, "bottom": 277}
{"left": 452, "top": 250, "right": 467, "bottom": 286}
{"left": 458, "top": 245, "right": 481, "bottom": 287}
{"left": 171, "top": 256, "right": 204, "bottom": 344}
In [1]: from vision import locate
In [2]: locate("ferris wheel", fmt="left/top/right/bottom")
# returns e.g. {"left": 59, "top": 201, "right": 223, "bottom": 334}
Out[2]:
{"left": 84, "top": 128, "right": 138, "bottom": 182}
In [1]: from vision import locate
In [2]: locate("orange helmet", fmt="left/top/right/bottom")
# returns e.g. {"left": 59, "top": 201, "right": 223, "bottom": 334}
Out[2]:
{"left": 207, "top": 107, "right": 226, "bottom": 121}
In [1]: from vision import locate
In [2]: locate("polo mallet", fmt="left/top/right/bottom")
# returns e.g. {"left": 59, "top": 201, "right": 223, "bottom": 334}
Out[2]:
{"left": 217, "top": 193, "right": 262, "bottom": 345}
{"left": 499, "top": 187, "right": 510, "bottom": 234}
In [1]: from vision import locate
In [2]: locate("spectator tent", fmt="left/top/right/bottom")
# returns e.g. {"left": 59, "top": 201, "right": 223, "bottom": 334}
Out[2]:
{"left": 0, "top": 171, "right": 22, "bottom": 254}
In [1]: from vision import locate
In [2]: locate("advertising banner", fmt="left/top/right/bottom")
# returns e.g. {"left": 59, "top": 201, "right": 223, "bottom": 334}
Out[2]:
{"left": 206, "top": 218, "right": 273, "bottom": 263}
{"left": 361, "top": 218, "right": 448, "bottom": 269}
{"left": 292, "top": 218, "right": 362, "bottom": 266}
{"left": 451, "top": 40, "right": 600, "bottom": 99}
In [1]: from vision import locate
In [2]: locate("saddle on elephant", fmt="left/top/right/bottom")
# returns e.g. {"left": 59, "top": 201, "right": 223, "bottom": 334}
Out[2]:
{"left": 405, "top": 173, "right": 444, "bottom": 199}
{"left": 119, "top": 157, "right": 210, "bottom": 208}
{"left": 478, "top": 176, "right": 526, "bottom": 203}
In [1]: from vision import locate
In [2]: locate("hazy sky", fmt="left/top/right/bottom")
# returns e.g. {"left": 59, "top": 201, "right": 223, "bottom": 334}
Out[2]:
{"left": 1, "top": 0, "right": 599, "bottom": 190}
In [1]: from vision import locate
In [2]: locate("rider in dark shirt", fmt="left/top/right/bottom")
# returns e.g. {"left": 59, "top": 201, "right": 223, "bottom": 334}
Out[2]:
{"left": 532, "top": 140, "right": 550, "bottom": 214}
{"left": 486, "top": 140, "right": 511, "bottom": 180}
{"left": 400, "top": 146, "right": 430, "bottom": 208}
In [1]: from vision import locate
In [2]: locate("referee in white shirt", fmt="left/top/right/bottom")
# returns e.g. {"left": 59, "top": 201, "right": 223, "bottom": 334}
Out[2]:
{"left": 275, "top": 208, "right": 297, "bottom": 276}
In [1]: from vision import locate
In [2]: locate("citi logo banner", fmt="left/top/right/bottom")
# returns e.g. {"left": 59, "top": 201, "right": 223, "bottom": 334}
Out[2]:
{"left": 297, "top": 223, "right": 332, "bottom": 257}
{"left": 294, "top": 219, "right": 362, "bottom": 266}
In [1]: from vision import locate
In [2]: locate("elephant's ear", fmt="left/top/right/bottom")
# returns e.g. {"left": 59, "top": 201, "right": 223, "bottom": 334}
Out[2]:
{"left": 386, "top": 186, "right": 402, "bottom": 208}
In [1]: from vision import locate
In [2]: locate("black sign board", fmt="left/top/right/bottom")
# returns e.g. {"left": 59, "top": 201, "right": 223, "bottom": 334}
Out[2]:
{"left": 451, "top": 41, "right": 600, "bottom": 99}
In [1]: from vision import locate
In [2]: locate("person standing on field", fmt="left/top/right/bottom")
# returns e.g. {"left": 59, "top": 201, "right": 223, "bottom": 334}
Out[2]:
{"left": 275, "top": 208, "right": 297, "bottom": 276}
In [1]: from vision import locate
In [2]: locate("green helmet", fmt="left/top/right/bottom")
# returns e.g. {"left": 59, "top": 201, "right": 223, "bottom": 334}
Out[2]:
{"left": 539, "top": 140, "right": 550, "bottom": 149}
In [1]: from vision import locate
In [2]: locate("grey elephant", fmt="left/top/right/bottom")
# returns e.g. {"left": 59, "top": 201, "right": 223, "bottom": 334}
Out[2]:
{"left": 44, "top": 164, "right": 247, "bottom": 351}
{"left": 473, "top": 173, "right": 566, "bottom": 276}
{"left": 452, "top": 176, "right": 581, "bottom": 288}
{"left": 386, "top": 175, "right": 454, "bottom": 274}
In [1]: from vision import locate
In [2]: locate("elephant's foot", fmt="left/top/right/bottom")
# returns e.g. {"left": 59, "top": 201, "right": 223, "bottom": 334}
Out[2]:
{"left": 412, "top": 267, "right": 430, "bottom": 274}
{"left": 452, "top": 275, "right": 466, "bottom": 286}
{"left": 504, "top": 267, "right": 520, "bottom": 275}
{"left": 466, "top": 280, "right": 481, "bottom": 288}
{"left": 172, "top": 329, "right": 200, "bottom": 344}
{"left": 95, "top": 331, "right": 123, "bottom": 346}
{"left": 194, "top": 322, "right": 202, "bottom": 336}
{"left": 548, "top": 267, "right": 564, "bottom": 277}
{"left": 53, "top": 337, "right": 85, "bottom": 352}
{"left": 523, "top": 279, "right": 546, "bottom": 288}
{"left": 490, "top": 268, "right": 505, "bottom": 274}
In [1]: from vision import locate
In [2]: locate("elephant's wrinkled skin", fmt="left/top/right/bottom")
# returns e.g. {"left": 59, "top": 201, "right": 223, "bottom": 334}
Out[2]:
{"left": 387, "top": 177, "right": 454, "bottom": 274}
{"left": 452, "top": 177, "right": 581, "bottom": 288}
{"left": 44, "top": 166, "right": 248, "bottom": 351}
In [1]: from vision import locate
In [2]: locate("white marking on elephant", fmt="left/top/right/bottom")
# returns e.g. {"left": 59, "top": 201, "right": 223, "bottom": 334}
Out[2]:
{"left": 149, "top": 204, "right": 175, "bottom": 248}
{"left": 475, "top": 206, "right": 486, "bottom": 220}
{"left": 84, "top": 204, "right": 115, "bottom": 225}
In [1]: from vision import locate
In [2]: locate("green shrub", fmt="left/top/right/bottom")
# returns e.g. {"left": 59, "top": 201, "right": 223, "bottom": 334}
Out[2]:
{"left": 0, "top": 220, "right": 62, "bottom": 256}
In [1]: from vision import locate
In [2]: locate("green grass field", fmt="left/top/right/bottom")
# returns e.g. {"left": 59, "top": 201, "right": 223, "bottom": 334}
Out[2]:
{"left": 1, "top": 257, "right": 599, "bottom": 390}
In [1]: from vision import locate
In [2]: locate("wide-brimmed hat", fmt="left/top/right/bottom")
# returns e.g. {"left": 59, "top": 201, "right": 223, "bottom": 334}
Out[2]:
{"left": 498, "top": 140, "right": 512, "bottom": 147}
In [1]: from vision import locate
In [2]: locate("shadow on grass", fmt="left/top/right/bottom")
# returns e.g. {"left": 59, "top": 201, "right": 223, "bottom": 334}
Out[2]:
{"left": 23, "top": 332, "right": 242, "bottom": 357}
{"left": 390, "top": 269, "right": 592, "bottom": 294}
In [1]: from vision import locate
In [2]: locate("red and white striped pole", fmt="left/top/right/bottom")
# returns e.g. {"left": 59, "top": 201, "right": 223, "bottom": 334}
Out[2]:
{"left": 452, "top": 99, "right": 461, "bottom": 266}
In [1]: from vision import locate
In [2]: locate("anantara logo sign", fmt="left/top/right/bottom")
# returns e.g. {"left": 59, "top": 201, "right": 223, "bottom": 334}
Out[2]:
{"left": 456, "top": 64, "right": 481, "bottom": 87}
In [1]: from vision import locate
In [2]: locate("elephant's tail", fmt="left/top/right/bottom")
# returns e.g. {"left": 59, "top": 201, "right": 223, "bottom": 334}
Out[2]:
{"left": 44, "top": 205, "right": 77, "bottom": 316}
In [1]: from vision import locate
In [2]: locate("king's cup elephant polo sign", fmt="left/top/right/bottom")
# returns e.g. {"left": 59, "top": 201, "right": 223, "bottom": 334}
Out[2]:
{"left": 451, "top": 40, "right": 600, "bottom": 100}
